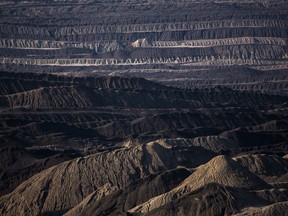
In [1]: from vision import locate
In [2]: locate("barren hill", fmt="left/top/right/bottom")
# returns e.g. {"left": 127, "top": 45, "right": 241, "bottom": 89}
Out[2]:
{"left": 129, "top": 155, "right": 269, "bottom": 214}
{"left": 0, "top": 1, "right": 288, "bottom": 215}
{"left": 0, "top": 71, "right": 287, "bottom": 197}
{"left": 65, "top": 168, "right": 191, "bottom": 216}
{"left": 0, "top": 142, "right": 214, "bottom": 216}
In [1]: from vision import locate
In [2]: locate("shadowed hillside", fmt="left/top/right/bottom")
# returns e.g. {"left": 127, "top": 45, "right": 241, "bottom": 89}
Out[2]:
{"left": 0, "top": 1, "right": 288, "bottom": 215}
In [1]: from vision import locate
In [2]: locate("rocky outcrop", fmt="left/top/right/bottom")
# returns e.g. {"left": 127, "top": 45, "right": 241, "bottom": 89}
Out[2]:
{"left": 152, "top": 136, "right": 239, "bottom": 152}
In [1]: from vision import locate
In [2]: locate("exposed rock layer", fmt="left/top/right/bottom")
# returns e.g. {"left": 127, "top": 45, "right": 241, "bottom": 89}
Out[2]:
{"left": 0, "top": 0, "right": 288, "bottom": 93}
